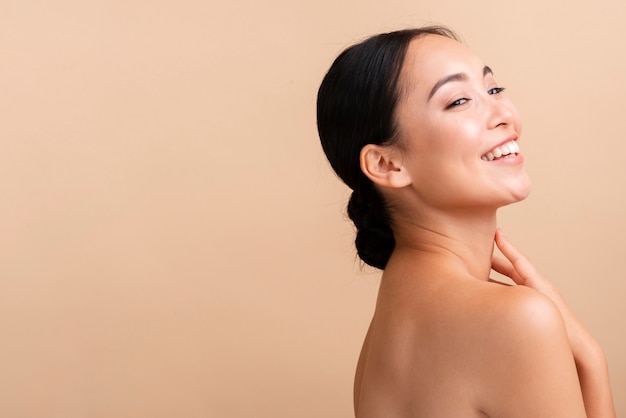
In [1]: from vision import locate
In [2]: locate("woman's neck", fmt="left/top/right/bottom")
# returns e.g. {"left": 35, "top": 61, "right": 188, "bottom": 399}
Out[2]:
{"left": 390, "top": 208, "right": 498, "bottom": 281}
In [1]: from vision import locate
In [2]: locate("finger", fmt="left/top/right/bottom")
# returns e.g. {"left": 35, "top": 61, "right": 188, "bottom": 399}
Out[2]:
{"left": 494, "top": 229, "right": 538, "bottom": 280}
{"left": 494, "top": 228, "right": 524, "bottom": 264}
{"left": 488, "top": 278, "right": 512, "bottom": 286}
{"left": 491, "top": 255, "right": 512, "bottom": 275}
{"left": 492, "top": 255, "right": 525, "bottom": 285}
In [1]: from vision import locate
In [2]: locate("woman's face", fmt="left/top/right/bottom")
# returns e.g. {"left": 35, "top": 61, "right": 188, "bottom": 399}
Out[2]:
{"left": 393, "top": 34, "right": 530, "bottom": 210}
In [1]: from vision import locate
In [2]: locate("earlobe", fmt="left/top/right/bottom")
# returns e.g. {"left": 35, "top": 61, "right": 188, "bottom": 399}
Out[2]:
{"left": 360, "top": 144, "right": 412, "bottom": 188}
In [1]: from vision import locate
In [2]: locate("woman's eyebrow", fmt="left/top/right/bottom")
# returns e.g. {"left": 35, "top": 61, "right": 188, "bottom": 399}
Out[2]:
{"left": 428, "top": 65, "right": 493, "bottom": 101}
{"left": 427, "top": 73, "right": 467, "bottom": 100}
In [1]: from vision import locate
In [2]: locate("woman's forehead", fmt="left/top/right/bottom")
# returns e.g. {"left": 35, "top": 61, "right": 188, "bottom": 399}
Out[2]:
{"left": 400, "top": 35, "right": 486, "bottom": 90}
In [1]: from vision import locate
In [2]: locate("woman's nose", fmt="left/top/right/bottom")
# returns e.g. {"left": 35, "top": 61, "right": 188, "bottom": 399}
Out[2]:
{"left": 487, "top": 98, "right": 516, "bottom": 129}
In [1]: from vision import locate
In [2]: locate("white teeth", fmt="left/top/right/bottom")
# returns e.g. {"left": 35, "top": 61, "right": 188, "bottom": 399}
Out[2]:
{"left": 482, "top": 140, "right": 519, "bottom": 161}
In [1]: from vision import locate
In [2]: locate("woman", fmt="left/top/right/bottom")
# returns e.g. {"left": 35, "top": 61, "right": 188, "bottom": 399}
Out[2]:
{"left": 317, "top": 27, "right": 615, "bottom": 417}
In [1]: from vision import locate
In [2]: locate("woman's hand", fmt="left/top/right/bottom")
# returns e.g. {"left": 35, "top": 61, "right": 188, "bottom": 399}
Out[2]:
{"left": 491, "top": 228, "right": 616, "bottom": 418}
{"left": 492, "top": 228, "right": 583, "bottom": 352}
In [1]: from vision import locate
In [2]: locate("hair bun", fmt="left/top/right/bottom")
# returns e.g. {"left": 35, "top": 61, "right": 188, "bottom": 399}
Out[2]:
{"left": 347, "top": 187, "right": 395, "bottom": 269}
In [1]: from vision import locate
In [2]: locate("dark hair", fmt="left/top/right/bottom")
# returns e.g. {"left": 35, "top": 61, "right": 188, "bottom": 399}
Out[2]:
{"left": 317, "top": 26, "right": 459, "bottom": 269}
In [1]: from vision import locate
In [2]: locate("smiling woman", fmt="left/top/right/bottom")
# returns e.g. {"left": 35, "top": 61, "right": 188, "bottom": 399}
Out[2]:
{"left": 317, "top": 26, "right": 615, "bottom": 417}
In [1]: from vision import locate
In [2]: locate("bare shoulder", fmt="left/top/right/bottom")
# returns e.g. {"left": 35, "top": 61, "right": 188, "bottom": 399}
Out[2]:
{"left": 472, "top": 284, "right": 587, "bottom": 417}
{"left": 450, "top": 281, "right": 565, "bottom": 344}
{"left": 480, "top": 284, "right": 564, "bottom": 335}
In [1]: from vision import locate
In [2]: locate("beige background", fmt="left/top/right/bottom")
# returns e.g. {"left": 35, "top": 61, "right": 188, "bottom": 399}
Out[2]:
{"left": 1, "top": 0, "right": 624, "bottom": 417}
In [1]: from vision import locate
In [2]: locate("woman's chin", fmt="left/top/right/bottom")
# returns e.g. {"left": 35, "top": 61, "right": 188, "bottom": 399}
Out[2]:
{"left": 501, "top": 177, "right": 532, "bottom": 206}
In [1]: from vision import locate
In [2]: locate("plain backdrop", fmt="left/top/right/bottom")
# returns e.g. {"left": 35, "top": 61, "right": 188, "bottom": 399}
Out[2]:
{"left": 1, "top": 0, "right": 624, "bottom": 417}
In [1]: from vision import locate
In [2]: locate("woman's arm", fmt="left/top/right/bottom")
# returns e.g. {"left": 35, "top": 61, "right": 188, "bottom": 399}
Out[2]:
{"left": 492, "top": 229, "right": 616, "bottom": 418}
{"left": 479, "top": 286, "right": 587, "bottom": 417}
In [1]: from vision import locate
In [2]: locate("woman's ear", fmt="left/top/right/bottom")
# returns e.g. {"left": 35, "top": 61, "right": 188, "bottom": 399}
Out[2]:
{"left": 360, "top": 144, "right": 411, "bottom": 189}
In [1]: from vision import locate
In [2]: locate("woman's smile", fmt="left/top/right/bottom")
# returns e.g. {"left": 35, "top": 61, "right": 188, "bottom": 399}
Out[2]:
{"left": 481, "top": 138, "right": 521, "bottom": 162}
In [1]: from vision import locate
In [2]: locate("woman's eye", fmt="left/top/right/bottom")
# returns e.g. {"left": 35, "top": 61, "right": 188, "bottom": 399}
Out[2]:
{"left": 446, "top": 98, "right": 468, "bottom": 109}
{"left": 488, "top": 86, "right": 506, "bottom": 95}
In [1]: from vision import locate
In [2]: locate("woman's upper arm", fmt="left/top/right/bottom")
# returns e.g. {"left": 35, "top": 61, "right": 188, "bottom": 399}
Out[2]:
{"left": 480, "top": 287, "right": 587, "bottom": 418}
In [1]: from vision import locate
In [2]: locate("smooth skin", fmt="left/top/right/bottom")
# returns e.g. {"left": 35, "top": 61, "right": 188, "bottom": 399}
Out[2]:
{"left": 353, "top": 34, "right": 615, "bottom": 417}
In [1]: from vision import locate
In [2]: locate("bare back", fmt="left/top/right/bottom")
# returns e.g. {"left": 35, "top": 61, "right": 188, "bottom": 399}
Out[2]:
{"left": 353, "top": 255, "right": 586, "bottom": 418}
{"left": 354, "top": 272, "right": 495, "bottom": 417}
